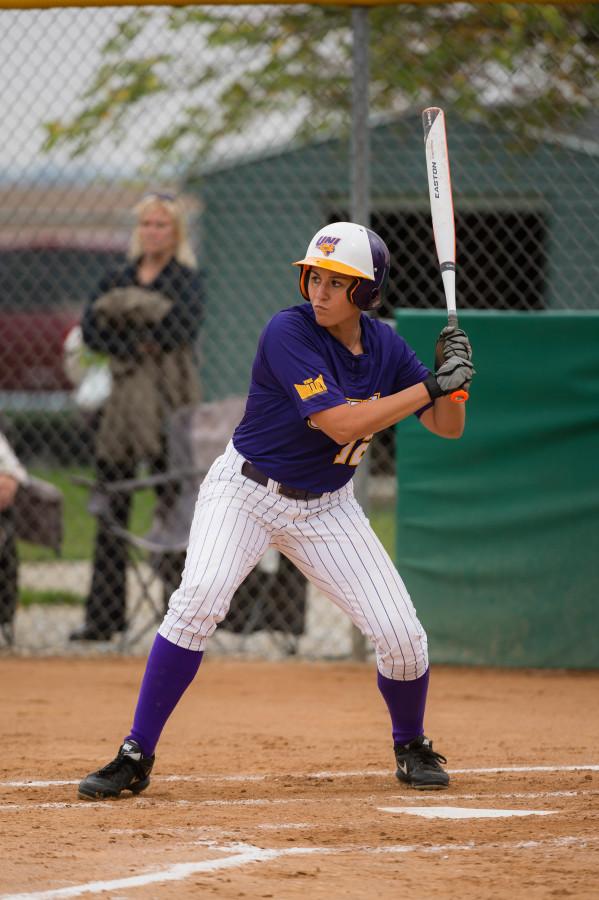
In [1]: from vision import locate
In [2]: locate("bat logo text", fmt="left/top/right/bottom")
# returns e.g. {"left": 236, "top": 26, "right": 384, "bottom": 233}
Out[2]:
{"left": 431, "top": 160, "right": 440, "bottom": 199}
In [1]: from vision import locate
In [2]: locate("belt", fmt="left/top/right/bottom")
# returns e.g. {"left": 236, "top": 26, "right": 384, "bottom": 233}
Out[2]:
{"left": 241, "top": 460, "right": 323, "bottom": 501}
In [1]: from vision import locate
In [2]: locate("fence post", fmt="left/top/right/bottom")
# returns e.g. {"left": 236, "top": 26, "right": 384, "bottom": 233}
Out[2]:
{"left": 350, "top": 6, "right": 370, "bottom": 663}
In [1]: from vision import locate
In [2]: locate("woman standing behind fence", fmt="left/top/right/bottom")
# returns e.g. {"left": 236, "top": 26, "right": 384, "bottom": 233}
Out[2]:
{"left": 69, "top": 193, "right": 203, "bottom": 642}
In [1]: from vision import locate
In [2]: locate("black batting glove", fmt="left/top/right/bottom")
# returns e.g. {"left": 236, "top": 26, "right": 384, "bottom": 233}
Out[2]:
{"left": 434, "top": 325, "right": 472, "bottom": 370}
{"left": 424, "top": 356, "right": 475, "bottom": 400}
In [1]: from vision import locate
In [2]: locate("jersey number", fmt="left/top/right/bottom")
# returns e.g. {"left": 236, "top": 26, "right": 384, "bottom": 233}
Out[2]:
{"left": 334, "top": 437, "right": 371, "bottom": 467}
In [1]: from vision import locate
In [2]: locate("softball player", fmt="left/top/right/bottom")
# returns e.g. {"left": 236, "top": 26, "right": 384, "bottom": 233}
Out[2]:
{"left": 78, "top": 221, "right": 474, "bottom": 799}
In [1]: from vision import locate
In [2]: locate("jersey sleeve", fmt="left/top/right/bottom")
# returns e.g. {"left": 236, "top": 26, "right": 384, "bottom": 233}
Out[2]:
{"left": 261, "top": 312, "right": 347, "bottom": 419}
{"left": 390, "top": 332, "right": 433, "bottom": 417}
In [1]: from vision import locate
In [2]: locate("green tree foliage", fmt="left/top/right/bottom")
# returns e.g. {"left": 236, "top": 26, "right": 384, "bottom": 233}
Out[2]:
{"left": 43, "top": 3, "right": 599, "bottom": 173}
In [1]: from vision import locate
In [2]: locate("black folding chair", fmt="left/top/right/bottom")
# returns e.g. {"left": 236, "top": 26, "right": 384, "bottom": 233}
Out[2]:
{"left": 1, "top": 477, "right": 63, "bottom": 647}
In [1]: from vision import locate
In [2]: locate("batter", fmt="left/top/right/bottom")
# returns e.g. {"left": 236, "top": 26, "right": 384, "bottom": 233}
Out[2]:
{"left": 78, "top": 221, "right": 474, "bottom": 799}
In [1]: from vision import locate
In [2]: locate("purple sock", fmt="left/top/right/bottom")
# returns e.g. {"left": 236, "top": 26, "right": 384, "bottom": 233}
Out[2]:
{"left": 377, "top": 667, "right": 430, "bottom": 746}
{"left": 126, "top": 633, "right": 203, "bottom": 756}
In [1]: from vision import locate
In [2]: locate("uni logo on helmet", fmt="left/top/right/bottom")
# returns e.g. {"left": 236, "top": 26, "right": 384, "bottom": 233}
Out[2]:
{"left": 316, "top": 235, "right": 341, "bottom": 257}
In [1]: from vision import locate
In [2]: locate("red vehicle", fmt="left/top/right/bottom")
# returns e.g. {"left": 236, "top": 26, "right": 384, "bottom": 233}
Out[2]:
{"left": 0, "top": 238, "right": 126, "bottom": 393}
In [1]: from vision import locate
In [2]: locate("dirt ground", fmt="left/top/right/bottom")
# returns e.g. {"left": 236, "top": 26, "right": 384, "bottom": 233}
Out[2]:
{"left": 0, "top": 657, "right": 598, "bottom": 899}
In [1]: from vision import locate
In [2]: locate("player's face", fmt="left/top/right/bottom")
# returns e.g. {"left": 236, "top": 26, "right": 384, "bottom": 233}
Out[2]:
{"left": 307, "top": 267, "right": 359, "bottom": 329}
{"left": 137, "top": 204, "right": 178, "bottom": 259}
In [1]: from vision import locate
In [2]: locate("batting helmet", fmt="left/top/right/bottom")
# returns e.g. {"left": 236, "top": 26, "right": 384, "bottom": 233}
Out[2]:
{"left": 293, "top": 221, "right": 390, "bottom": 311}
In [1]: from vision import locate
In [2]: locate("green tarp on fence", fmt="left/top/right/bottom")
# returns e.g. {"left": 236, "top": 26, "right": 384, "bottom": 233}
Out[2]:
{"left": 394, "top": 310, "right": 599, "bottom": 669}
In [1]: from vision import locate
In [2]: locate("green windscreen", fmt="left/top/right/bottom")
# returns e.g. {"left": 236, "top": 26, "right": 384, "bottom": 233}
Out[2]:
{"left": 394, "top": 310, "right": 599, "bottom": 668}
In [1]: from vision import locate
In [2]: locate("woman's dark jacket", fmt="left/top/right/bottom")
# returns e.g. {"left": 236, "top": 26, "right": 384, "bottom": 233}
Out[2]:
{"left": 81, "top": 258, "right": 203, "bottom": 463}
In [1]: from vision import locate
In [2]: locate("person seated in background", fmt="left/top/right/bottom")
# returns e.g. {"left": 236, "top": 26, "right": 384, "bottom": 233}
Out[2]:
{"left": 0, "top": 431, "right": 28, "bottom": 646}
{"left": 69, "top": 192, "right": 203, "bottom": 642}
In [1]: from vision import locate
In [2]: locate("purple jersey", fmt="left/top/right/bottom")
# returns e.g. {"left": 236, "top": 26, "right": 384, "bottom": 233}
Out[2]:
{"left": 232, "top": 304, "right": 430, "bottom": 493}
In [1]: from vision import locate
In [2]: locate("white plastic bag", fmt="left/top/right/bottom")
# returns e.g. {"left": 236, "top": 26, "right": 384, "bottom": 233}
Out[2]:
{"left": 63, "top": 325, "right": 112, "bottom": 412}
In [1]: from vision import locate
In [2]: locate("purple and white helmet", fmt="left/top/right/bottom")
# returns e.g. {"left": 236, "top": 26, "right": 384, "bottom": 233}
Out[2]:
{"left": 293, "top": 221, "right": 390, "bottom": 311}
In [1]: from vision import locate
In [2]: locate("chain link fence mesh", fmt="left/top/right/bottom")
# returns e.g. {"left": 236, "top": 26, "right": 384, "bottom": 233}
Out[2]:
{"left": 0, "top": 2, "right": 597, "bottom": 656}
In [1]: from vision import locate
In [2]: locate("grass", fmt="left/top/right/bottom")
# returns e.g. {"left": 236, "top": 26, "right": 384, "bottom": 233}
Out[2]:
{"left": 19, "top": 589, "right": 84, "bottom": 607}
{"left": 369, "top": 502, "right": 396, "bottom": 562}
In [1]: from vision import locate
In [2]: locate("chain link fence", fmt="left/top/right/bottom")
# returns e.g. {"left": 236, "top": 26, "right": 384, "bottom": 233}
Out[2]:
{"left": 1, "top": 2, "right": 598, "bottom": 656}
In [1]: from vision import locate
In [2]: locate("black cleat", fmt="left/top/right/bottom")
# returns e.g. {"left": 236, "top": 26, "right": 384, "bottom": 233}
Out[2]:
{"left": 394, "top": 735, "right": 449, "bottom": 790}
{"left": 78, "top": 740, "right": 155, "bottom": 800}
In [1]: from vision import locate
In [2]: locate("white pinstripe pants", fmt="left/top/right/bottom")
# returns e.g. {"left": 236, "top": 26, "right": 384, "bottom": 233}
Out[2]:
{"left": 159, "top": 442, "right": 428, "bottom": 680}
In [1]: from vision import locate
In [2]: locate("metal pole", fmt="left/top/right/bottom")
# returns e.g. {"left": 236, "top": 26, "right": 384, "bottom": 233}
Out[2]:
{"left": 350, "top": 7, "right": 370, "bottom": 232}
{"left": 350, "top": 6, "right": 370, "bottom": 662}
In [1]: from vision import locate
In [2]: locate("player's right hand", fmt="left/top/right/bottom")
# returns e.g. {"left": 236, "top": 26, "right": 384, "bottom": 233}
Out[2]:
{"left": 425, "top": 356, "right": 475, "bottom": 400}
{"left": 434, "top": 326, "right": 472, "bottom": 369}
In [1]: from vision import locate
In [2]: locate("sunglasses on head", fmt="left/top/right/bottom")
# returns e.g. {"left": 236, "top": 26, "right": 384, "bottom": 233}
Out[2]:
{"left": 142, "top": 191, "right": 176, "bottom": 202}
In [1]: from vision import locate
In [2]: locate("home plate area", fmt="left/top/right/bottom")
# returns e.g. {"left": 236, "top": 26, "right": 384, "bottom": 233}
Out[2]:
{"left": 379, "top": 805, "right": 557, "bottom": 819}
{"left": 1, "top": 766, "right": 598, "bottom": 900}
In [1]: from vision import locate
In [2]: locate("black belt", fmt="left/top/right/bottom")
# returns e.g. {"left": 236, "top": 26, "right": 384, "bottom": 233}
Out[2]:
{"left": 241, "top": 460, "right": 323, "bottom": 501}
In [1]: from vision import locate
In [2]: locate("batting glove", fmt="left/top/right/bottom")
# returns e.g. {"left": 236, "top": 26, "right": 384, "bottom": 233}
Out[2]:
{"left": 434, "top": 326, "right": 472, "bottom": 369}
{"left": 424, "top": 356, "right": 475, "bottom": 400}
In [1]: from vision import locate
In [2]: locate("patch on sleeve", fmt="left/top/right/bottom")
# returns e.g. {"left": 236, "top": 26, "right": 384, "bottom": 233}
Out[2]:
{"left": 294, "top": 374, "right": 328, "bottom": 400}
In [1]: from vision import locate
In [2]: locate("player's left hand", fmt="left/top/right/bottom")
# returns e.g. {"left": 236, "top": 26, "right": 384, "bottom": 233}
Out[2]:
{"left": 425, "top": 356, "right": 475, "bottom": 400}
{"left": 435, "top": 326, "right": 472, "bottom": 369}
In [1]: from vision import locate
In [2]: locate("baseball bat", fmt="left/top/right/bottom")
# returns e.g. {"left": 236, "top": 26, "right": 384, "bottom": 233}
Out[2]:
{"left": 422, "top": 106, "right": 468, "bottom": 404}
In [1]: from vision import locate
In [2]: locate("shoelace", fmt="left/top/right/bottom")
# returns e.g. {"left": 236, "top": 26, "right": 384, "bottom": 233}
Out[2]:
{"left": 98, "top": 753, "right": 138, "bottom": 778}
{"left": 414, "top": 746, "right": 447, "bottom": 767}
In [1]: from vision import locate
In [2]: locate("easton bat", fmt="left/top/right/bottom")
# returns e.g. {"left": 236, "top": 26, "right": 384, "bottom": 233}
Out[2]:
{"left": 422, "top": 106, "right": 469, "bottom": 403}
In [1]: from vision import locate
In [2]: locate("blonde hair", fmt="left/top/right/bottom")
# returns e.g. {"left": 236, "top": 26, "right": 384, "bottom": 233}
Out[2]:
{"left": 128, "top": 194, "right": 198, "bottom": 269}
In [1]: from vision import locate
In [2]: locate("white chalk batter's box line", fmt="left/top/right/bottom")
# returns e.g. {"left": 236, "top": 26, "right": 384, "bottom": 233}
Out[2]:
{"left": 2, "top": 787, "right": 599, "bottom": 814}
{"left": 1, "top": 835, "right": 598, "bottom": 900}
{"left": 1, "top": 763, "right": 598, "bottom": 790}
